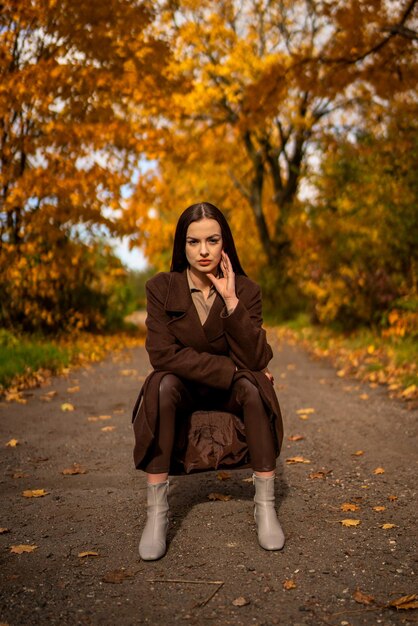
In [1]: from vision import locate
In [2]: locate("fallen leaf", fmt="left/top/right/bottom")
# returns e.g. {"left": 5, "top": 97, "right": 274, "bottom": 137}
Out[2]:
{"left": 12, "top": 471, "right": 28, "bottom": 479}
{"left": 286, "top": 456, "right": 311, "bottom": 464}
{"left": 217, "top": 471, "right": 231, "bottom": 481}
{"left": 353, "top": 589, "right": 375, "bottom": 605}
{"left": 0, "top": 528, "right": 10, "bottom": 534}
{"left": 298, "top": 414, "right": 310, "bottom": 420}
{"left": 6, "top": 439, "right": 19, "bottom": 447}
{"left": 373, "top": 506, "right": 386, "bottom": 512}
{"left": 402, "top": 384, "right": 417, "bottom": 398}
{"left": 337, "top": 369, "right": 347, "bottom": 377}
{"left": 308, "top": 471, "right": 331, "bottom": 479}
{"left": 78, "top": 551, "right": 99, "bottom": 558}
{"left": 40, "top": 390, "right": 57, "bottom": 401}
{"left": 287, "top": 364, "right": 296, "bottom": 370}
{"left": 387, "top": 594, "right": 418, "bottom": 610}
{"left": 101, "top": 426, "right": 115, "bottom": 432}
{"left": 87, "top": 416, "right": 99, "bottom": 422}
{"left": 62, "top": 463, "right": 87, "bottom": 475}
{"left": 67, "top": 386, "right": 80, "bottom": 393}
{"left": 359, "top": 393, "right": 369, "bottom": 400}
{"left": 387, "top": 495, "right": 398, "bottom": 501}
{"left": 381, "top": 523, "right": 397, "bottom": 530}
{"left": 296, "top": 408, "right": 315, "bottom": 414}
{"left": 288, "top": 435, "right": 304, "bottom": 441}
{"left": 102, "top": 569, "right": 133, "bottom": 584}
{"left": 340, "top": 519, "right": 361, "bottom": 527}
{"left": 60, "top": 403, "right": 74, "bottom": 412}
{"left": 10, "top": 544, "right": 38, "bottom": 554}
{"left": 341, "top": 503, "right": 360, "bottom": 512}
{"left": 22, "top": 489, "right": 49, "bottom": 498}
{"left": 242, "top": 477, "right": 253, "bottom": 483}
{"left": 351, "top": 450, "right": 364, "bottom": 456}
{"left": 207, "top": 492, "right": 232, "bottom": 502}
{"left": 232, "top": 597, "right": 250, "bottom": 606}
{"left": 283, "top": 579, "right": 297, "bottom": 590}
{"left": 373, "top": 467, "right": 385, "bottom": 475}
{"left": 98, "top": 415, "right": 112, "bottom": 420}
{"left": 5, "top": 391, "right": 27, "bottom": 404}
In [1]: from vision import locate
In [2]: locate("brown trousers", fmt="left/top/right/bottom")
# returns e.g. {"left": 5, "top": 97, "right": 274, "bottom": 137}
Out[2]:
{"left": 144, "top": 374, "right": 276, "bottom": 474}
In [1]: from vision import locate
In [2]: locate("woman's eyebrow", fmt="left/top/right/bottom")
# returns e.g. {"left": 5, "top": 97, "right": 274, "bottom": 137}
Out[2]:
{"left": 186, "top": 234, "right": 221, "bottom": 240}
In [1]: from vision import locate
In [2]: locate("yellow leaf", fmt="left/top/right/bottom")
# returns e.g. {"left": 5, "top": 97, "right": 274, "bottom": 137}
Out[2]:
{"left": 6, "top": 439, "right": 19, "bottom": 447}
{"left": 232, "top": 597, "right": 250, "bottom": 606}
{"left": 299, "top": 414, "right": 310, "bottom": 420}
{"left": 359, "top": 393, "right": 369, "bottom": 400}
{"left": 217, "top": 471, "right": 231, "bottom": 481}
{"left": 286, "top": 456, "right": 311, "bottom": 464}
{"left": 373, "top": 467, "right": 385, "bottom": 475}
{"left": 296, "top": 408, "right": 315, "bottom": 414}
{"left": 22, "top": 489, "right": 49, "bottom": 498}
{"left": 67, "top": 386, "right": 80, "bottom": 393}
{"left": 120, "top": 369, "right": 138, "bottom": 376}
{"left": 10, "top": 544, "right": 38, "bottom": 554}
{"left": 61, "top": 403, "right": 74, "bottom": 412}
{"left": 340, "top": 519, "right": 361, "bottom": 527}
{"left": 387, "top": 594, "right": 418, "bottom": 610}
{"left": 373, "top": 506, "right": 386, "bottom": 512}
{"left": 101, "top": 426, "right": 116, "bottom": 432}
{"left": 62, "top": 464, "right": 87, "bottom": 475}
{"left": 341, "top": 503, "right": 360, "bottom": 512}
{"left": 98, "top": 415, "right": 112, "bottom": 420}
{"left": 402, "top": 384, "right": 417, "bottom": 398}
{"left": 353, "top": 589, "right": 375, "bottom": 605}
{"left": 367, "top": 345, "right": 375, "bottom": 354}
{"left": 381, "top": 523, "right": 397, "bottom": 530}
{"left": 78, "top": 551, "right": 99, "bottom": 558}
{"left": 87, "top": 416, "right": 99, "bottom": 422}
{"left": 207, "top": 492, "right": 232, "bottom": 501}
{"left": 283, "top": 579, "right": 297, "bottom": 590}
{"left": 288, "top": 434, "right": 304, "bottom": 441}
{"left": 308, "top": 471, "right": 329, "bottom": 479}
{"left": 351, "top": 450, "right": 364, "bottom": 456}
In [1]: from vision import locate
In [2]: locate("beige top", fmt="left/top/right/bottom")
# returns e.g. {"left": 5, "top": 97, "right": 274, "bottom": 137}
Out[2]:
{"left": 187, "top": 268, "right": 217, "bottom": 324}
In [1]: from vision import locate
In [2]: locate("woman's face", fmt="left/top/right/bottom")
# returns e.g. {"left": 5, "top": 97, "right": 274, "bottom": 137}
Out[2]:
{"left": 185, "top": 218, "right": 223, "bottom": 275}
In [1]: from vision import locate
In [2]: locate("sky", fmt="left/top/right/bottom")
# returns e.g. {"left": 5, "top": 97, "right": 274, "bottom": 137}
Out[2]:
{"left": 113, "top": 237, "right": 148, "bottom": 271}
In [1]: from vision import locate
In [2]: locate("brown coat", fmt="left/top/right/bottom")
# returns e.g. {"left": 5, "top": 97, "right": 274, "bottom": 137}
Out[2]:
{"left": 132, "top": 270, "right": 284, "bottom": 474}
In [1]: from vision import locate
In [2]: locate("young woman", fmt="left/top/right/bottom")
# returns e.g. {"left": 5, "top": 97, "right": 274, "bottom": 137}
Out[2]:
{"left": 132, "top": 202, "right": 284, "bottom": 560}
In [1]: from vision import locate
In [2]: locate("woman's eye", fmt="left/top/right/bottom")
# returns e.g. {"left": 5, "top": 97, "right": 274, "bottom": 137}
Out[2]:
{"left": 209, "top": 239, "right": 220, "bottom": 244}
{"left": 187, "top": 240, "right": 197, "bottom": 245}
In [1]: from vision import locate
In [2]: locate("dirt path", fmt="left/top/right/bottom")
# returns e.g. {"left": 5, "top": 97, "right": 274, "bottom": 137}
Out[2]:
{"left": 1, "top": 332, "right": 417, "bottom": 626}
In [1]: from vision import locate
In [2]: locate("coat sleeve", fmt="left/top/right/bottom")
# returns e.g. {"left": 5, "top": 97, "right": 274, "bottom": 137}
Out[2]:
{"left": 145, "top": 278, "right": 236, "bottom": 389}
{"left": 221, "top": 279, "right": 273, "bottom": 371}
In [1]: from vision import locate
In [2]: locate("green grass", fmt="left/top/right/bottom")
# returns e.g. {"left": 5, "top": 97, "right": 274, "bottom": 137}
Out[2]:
{"left": 0, "top": 330, "right": 72, "bottom": 389}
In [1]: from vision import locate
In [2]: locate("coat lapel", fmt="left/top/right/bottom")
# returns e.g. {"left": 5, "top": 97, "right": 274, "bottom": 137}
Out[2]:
{"left": 164, "top": 271, "right": 213, "bottom": 351}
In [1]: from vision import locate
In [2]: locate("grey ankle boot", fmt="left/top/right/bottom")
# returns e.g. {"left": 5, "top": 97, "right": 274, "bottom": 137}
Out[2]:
{"left": 253, "top": 474, "right": 285, "bottom": 550}
{"left": 139, "top": 480, "right": 169, "bottom": 561}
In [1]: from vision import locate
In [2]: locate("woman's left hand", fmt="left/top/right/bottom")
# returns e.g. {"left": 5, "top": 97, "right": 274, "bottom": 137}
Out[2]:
{"left": 208, "top": 251, "right": 239, "bottom": 313}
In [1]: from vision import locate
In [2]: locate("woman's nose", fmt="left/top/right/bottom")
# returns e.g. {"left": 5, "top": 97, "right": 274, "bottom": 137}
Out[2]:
{"left": 200, "top": 244, "right": 209, "bottom": 257}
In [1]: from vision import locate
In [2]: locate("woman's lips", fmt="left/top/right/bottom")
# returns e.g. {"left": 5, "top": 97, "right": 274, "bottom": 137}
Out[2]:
{"left": 198, "top": 260, "right": 211, "bottom": 265}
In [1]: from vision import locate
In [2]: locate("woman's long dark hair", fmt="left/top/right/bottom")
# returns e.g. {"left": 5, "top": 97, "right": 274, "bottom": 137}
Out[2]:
{"left": 170, "top": 202, "right": 247, "bottom": 276}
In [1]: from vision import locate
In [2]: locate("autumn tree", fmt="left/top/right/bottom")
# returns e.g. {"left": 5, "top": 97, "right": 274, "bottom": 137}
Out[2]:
{"left": 127, "top": 0, "right": 418, "bottom": 293}
{"left": 0, "top": 0, "right": 170, "bottom": 331}
{"left": 289, "top": 100, "right": 418, "bottom": 328}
